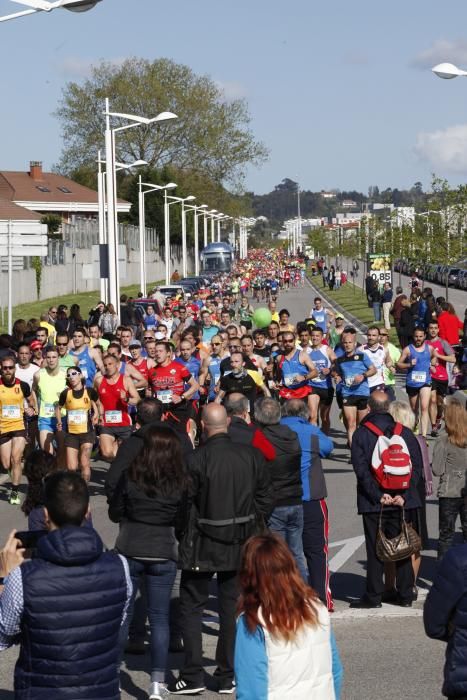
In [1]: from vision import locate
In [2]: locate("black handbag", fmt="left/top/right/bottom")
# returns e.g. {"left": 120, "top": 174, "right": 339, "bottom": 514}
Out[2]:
{"left": 376, "top": 506, "right": 421, "bottom": 562}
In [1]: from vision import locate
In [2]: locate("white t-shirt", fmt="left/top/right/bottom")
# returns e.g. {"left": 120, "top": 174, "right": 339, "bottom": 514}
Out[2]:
{"left": 15, "top": 363, "right": 39, "bottom": 389}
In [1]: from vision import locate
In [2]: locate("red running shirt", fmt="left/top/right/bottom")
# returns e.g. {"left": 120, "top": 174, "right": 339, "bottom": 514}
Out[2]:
{"left": 148, "top": 361, "right": 191, "bottom": 404}
{"left": 98, "top": 373, "right": 131, "bottom": 426}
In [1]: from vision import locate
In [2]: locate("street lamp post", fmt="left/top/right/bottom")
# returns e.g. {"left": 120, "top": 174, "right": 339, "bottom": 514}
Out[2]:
{"left": 103, "top": 101, "right": 177, "bottom": 313}
{"left": 186, "top": 204, "right": 208, "bottom": 276}
{"left": 166, "top": 195, "right": 196, "bottom": 278}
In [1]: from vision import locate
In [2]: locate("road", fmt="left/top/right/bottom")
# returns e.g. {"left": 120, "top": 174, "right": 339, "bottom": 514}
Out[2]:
{"left": 0, "top": 281, "right": 449, "bottom": 699}
{"left": 339, "top": 255, "right": 466, "bottom": 318}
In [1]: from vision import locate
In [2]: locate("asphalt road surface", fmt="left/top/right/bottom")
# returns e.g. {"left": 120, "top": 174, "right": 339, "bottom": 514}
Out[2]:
{"left": 0, "top": 281, "right": 451, "bottom": 699}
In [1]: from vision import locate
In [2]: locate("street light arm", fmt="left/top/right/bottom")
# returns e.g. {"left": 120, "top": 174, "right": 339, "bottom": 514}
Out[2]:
{"left": 432, "top": 62, "right": 467, "bottom": 79}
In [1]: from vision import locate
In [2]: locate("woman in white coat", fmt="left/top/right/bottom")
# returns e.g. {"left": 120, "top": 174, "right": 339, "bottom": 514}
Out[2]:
{"left": 235, "top": 533, "right": 343, "bottom": 700}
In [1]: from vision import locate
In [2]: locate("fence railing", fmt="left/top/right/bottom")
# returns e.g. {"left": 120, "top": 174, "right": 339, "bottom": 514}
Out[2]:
{"left": 62, "top": 220, "right": 159, "bottom": 251}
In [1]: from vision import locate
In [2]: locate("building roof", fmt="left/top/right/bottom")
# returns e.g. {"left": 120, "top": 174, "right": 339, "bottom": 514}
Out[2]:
{"left": 0, "top": 162, "right": 130, "bottom": 214}
{"left": 0, "top": 198, "right": 41, "bottom": 221}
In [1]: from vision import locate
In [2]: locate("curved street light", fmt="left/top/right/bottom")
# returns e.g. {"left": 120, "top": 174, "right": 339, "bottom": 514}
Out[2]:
{"left": 432, "top": 62, "right": 467, "bottom": 79}
{"left": 0, "top": 0, "right": 102, "bottom": 22}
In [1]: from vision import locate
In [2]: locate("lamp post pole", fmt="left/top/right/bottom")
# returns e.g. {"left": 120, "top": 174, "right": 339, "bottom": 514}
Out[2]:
{"left": 97, "top": 149, "right": 107, "bottom": 303}
{"left": 104, "top": 98, "right": 118, "bottom": 313}
{"left": 138, "top": 175, "right": 146, "bottom": 296}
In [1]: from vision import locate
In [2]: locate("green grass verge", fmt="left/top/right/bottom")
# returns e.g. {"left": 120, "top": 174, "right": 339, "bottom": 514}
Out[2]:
{"left": 0, "top": 280, "right": 162, "bottom": 333}
{"left": 308, "top": 276, "right": 399, "bottom": 345}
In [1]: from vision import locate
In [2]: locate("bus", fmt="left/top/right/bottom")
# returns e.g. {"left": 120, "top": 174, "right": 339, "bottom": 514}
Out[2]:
{"left": 200, "top": 242, "right": 234, "bottom": 273}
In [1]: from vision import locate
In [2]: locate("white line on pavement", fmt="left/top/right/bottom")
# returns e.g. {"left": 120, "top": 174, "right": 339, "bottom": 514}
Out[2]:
{"left": 329, "top": 536, "right": 365, "bottom": 572}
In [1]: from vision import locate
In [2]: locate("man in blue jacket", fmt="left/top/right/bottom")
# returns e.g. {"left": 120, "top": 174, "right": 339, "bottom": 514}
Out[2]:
{"left": 350, "top": 391, "right": 422, "bottom": 609}
{"left": 0, "top": 471, "right": 131, "bottom": 700}
{"left": 424, "top": 544, "right": 467, "bottom": 699}
{"left": 281, "top": 398, "right": 334, "bottom": 611}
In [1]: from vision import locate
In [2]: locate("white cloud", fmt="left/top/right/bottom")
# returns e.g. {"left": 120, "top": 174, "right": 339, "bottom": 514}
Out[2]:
{"left": 414, "top": 123, "right": 467, "bottom": 174}
{"left": 216, "top": 80, "right": 248, "bottom": 101}
{"left": 411, "top": 38, "right": 467, "bottom": 70}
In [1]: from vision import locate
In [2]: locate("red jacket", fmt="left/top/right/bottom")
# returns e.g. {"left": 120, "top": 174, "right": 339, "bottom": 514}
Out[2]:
{"left": 438, "top": 311, "right": 463, "bottom": 345}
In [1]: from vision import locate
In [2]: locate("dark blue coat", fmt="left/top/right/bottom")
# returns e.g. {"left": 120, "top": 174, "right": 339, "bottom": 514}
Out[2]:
{"left": 15, "top": 526, "right": 128, "bottom": 700}
{"left": 350, "top": 412, "right": 422, "bottom": 514}
{"left": 424, "top": 545, "right": 467, "bottom": 698}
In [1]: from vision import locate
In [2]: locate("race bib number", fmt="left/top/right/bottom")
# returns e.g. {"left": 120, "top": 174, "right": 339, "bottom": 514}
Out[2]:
{"left": 42, "top": 403, "right": 55, "bottom": 418}
{"left": 412, "top": 371, "right": 427, "bottom": 384}
{"left": 157, "top": 390, "right": 173, "bottom": 404}
{"left": 80, "top": 368, "right": 88, "bottom": 379}
{"left": 345, "top": 375, "right": 356, "bottom": 387}
{"left": 68, "top": 409, "right": 87, "bottom": 426}
{"left": 2, "top": 405, "right": 20, "bottom": 419}
{"left": 283, "top": 374, "right": 295, "bottom": 387}
{"left": 105, "top": 410, "right": 123, "bottom": 424}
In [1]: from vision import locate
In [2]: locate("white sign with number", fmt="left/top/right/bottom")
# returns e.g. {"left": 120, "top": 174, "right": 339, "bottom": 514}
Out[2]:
{"left": 371, "top": 269, "right": 392, "bottom": 286}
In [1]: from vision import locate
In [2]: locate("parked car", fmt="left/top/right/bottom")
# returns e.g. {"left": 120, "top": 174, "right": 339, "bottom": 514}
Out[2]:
{"left": 447, "top": 267, "right": 462, "bottom": 287}
{"left": 456, "top": 269, "right": 467, "bottom": 289}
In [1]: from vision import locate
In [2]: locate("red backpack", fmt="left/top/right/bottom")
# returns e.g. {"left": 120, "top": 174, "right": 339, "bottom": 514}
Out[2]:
{"left": 365, "top": 421, "right": 413, "bottom": 491}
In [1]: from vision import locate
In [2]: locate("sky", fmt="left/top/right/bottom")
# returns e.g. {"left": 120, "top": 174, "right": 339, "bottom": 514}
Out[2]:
{"left": 2, "top": 0, "right": 467, "bottom": 196}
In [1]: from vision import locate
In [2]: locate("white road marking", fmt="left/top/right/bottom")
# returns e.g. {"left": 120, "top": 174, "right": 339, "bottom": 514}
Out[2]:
{"left": 329, "top": 535, "right": 365, "bottom": 572}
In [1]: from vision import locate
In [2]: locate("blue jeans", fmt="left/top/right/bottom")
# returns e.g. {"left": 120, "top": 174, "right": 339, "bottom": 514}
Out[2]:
{"left": 268, "top": 505, "right": 308, "bottom": 581}
{"left": 120, "top": 558, "right": 177, "bottom": 683}
{"left": 373, "top": 302, "right": 381, "bottom": 322}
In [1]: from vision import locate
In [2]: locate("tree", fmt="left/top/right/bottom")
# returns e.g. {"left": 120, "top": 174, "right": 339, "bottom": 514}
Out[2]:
{"left": 54, "top": 57, "right": 268, "bottom": 188}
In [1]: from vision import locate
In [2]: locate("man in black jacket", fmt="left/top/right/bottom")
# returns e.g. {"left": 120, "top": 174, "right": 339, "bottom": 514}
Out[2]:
{"left": 169, "top": 404, "right": 273, "bottom": 696}
{"left": 350, "top": 391, "right": 422, "bottom": 609}
{"left": 254, "top": 397, "right": 307, "bottom": 580}
{"left": 225, "top": 392, "right": 276, "bottom": 461}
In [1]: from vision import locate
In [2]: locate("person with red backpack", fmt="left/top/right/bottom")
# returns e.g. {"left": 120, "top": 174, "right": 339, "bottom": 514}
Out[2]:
{"left": 350, "top": 391, "right": 423, "bottom": 609}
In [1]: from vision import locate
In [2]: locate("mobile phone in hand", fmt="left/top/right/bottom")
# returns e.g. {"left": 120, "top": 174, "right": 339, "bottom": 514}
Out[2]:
{"left": 15, "top": 530, "right": 48, "bottom": 549}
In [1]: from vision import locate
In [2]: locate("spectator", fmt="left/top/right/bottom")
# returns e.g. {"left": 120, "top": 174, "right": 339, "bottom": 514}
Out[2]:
{"left": 235, "top": 534, "right": 343, "bottom": 700}
{"left": 381, "top": 282, "right": 393, "bottom": 330}
{"left": 432, "top": 397, "right": 467, "bottom": 560}
{"left": 255, "top": 397, "right": 307, "bottom": 579}
{"left": 281, "top": 399, "right": 334, "bottom": 611}
{"left": 99, "top": 303, "right": 119, "bottom": 336}
{"left": 109, "top": 425, "right": 190, "bottom": 700}
{"left": 68, "top": 304, "right": 84, "bottom": 336}
{"left": 398, "top": 296, "right": 415, "bottom": 349}
{"left": 225, "top": 392, "right": 276, "bottom": 461}
{"left": 424, "top": 543, "right": 467, "bottom": 699}
{"left": 438, "top": 302, "right": 463, "bottom": 347}
{"left": 369, "top": 283, "right": 382, "bottom": 323}
{"left": 0, "top": 471, "right": 131, "bottom": 700}
{"left": 350, "top": 391, "right": 422, "bottom": 608}
{"left": 169, "top": 404, "right": 273, "bottom": 695}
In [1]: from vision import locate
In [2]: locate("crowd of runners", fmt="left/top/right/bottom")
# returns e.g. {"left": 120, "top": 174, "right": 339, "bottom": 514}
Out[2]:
{"left": 0, "top": 247, "right": 466, "bottom": 698}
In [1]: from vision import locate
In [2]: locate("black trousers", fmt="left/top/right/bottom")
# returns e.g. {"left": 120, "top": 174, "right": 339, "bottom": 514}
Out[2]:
{"left": 302, "top": 499, "right": 333, "bottom": 611}
{"left": 362, "top": 510, "right": 415, "bottom": 604}
{"left": 179, "top": 569, "right": 238, "bottom": 685}
{"left": 439, "top": 497, "right": 467, "bottom": 559}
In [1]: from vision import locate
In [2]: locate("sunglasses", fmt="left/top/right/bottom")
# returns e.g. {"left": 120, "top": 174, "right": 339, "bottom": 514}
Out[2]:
{"left": 380, "top": 333, "right": 388, "bottom": 337}
{"left": 67, "top": 370, "right": 81, "bottom": 378}
{"left": 212, "top": 342, "right": 221, "bottom": 346}
{"left": 56, "top": 342, "right": 68, "bottom": 346}
{"left": 2, "top": 365, "right": 15, "bottom": 370}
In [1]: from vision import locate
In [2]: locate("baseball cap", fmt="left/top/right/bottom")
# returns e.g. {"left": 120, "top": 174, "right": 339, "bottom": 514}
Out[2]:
{"left": 129, "top": 340, "right": 141, "bottom": 348}
{"left": 335, "top": 313, "right": 345, "bottom": 320}
{"left": 30, "top": 340, "right": 43, "bottom": 351}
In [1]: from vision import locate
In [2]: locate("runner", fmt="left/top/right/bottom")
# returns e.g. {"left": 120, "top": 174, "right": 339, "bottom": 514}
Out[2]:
{"left": 128, "top": 339, "right": 154, "bottom": 398}
{"left": 362, "top": 326, "right": 394, "bottom": 394}
{"left": 426, "top": 320, "right": 456, "bottom": 436}
{"left": 199, "top": 335, "right": 229, "bottom": 402}
{"left": 216, "top": 351, "right": 271, "bottom": 413}
{"left": 70, "top": 327, "right": 104, "bottom": 387}
{"left": 0, "top": 357, "right": 36, "bottom": 504}
{"left": 88, "top": 323, "right": 110, "bottom": 352}
{"left": 106, "top": 342, "right": 148, "bottom": 392}
{"left": 379, "top": 327, "right": 401, "bottom": 402}
{"left": 310, "top": 297, "right": 334, "bottom": 333}
{"left": 15, "top": 342, "right": 40, "bottom": 456}
{"left": 32, "top": 346, "right": 68, "bottom": 466}
{"left": 95, "top": 354, "right": 140, "bottom": 460}
{"left": 240, "top": 335, "right": 267, "bottom": 375}
{"left": 334, "top": 328, "right": 376, "bottom": 446}
{"left": 147, "top": 341, "right": 199, "bottom": 430}
{"left": 274, "top": 332, "right": 317, "bottom": 413}
{"left": 308, "top": 327, "right": 336, "bottom": 433}
{"left": 176, "top": 338, "right": 202, "bottom": 440}
{"left": 397, "top": 328, "right": 437, "bottom": 437}
{"left": 56, "top": 333, "right": 78, "bottom": 370}
{"left": 57, "top": 366, "right": 99, "bottom": 481}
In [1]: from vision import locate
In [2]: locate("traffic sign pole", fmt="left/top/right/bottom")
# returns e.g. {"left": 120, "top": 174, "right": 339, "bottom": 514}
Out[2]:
{"left": 8, "top": 220, "right": 12, "bottom": 334}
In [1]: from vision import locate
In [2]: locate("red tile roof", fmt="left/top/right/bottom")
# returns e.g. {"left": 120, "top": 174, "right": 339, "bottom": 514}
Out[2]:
{"left": 0, "top": 198, "right": 41, "bottom": 221}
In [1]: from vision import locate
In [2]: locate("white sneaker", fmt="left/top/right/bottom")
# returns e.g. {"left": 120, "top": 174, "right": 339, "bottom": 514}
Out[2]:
{"left": 149, "top": 681, "right": 170, "bottom": 699}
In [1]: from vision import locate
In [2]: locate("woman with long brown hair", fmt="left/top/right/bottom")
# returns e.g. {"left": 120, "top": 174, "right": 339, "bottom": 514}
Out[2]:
{"left": 432, "top": 397, "right": 467, "bottom": 559}
{"left": 109, "top": 424, "right": 190, "bottom": 700}
{"left": 235, "top": 533, "right": 343, "bottom": 699}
